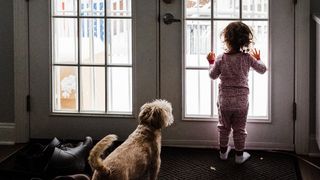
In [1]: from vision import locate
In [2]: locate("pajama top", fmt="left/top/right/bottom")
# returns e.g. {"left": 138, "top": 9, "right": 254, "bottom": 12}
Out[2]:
{"left": 209, "top": 52, "right": 267, "bottom": 96}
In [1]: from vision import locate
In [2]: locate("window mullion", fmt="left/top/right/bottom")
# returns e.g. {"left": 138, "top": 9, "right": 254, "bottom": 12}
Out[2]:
{"left": 77, "top": 0, "right": 81, "bottom": 112}
{"left": 211, "top": 0, "right": 214, "bottom": 117}
{"left": 240, "top": 0, "right": 242, "bottom": 19}
{"left": 104, "top": 0, "right": 108, "bottom": 114}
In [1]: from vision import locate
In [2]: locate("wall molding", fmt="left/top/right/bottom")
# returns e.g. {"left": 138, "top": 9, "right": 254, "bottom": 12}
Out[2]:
{"left": 308, "top": 135, "right": 320, "bottom": 156}
{"left": 163, "top": 140, "right": 294, "bottom": 151}
{"left": 0, "top": 123, "right": 15, "bottom": 145}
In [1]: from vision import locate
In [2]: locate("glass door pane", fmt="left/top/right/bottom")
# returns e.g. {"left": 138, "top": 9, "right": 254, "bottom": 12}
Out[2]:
{"left": 184, "top": 0, "right": 269, "bottom": 119}
{"left": 51, "top": 0, "right": 133, "bottom": 114}
{"left": 29, "top": 0, "right": 158, "bottom": 139}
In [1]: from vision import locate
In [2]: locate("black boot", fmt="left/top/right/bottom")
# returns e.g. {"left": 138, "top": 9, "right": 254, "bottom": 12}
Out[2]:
{"left": 46, "top": 136, "right": 93, "bottom": 176}
{"left": 12, "top": 137, "right": 62, "bottom": 180}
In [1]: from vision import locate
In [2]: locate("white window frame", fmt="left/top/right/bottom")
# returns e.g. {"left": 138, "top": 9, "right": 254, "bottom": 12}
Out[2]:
{"left": 50, "top": 0, "right": 134, "bottom": 116}
{"left": 182, "top": 0, "right": 271, "bottom": 122}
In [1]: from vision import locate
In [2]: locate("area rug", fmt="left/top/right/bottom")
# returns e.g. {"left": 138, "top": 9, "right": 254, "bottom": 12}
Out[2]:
{"left": 0, "top": 145, "right": 301, "bottom": 180}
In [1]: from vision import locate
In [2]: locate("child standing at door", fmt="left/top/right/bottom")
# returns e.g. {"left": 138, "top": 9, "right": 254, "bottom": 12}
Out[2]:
{"left": 207, "top": 22, "right": 267, "bottom": 164}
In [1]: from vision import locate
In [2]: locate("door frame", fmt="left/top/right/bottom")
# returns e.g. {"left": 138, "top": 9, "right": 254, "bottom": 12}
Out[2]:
{"left": 13, "top": 0, "right": 29, "bottom": 143}
{"left": 13, "top": 0, "right": 310, "bottom": 154}
{"left": 294, "top": 0, "right": 310, "bottom": 155}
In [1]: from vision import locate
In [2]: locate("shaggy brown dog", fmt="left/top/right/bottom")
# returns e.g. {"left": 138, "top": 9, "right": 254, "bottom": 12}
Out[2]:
{"left": 88, "top": 99, "right": 174, "bottom": 180}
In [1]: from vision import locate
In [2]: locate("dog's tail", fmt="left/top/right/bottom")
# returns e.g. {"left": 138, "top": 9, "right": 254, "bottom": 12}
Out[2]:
{"left": 88, "top": 134, "right": 118, "bottom": 174}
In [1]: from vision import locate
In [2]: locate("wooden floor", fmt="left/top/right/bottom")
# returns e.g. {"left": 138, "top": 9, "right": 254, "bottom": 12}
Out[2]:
{"left": 0, "top": 144, "right": 25, "bottom": 163}
{"left": 1, "top": 144, "right": 320, "bottom": 179}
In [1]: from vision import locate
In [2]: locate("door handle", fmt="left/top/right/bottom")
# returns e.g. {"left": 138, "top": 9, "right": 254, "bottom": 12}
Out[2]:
{"left": 163, "top": 0, "right": 174, "bottom": 4}
{"left": 163, "top": 13, "right": 181, "bottom": 25}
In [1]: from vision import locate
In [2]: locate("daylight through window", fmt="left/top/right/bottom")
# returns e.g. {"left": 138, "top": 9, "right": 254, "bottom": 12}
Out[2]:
{"left": 51, "top": 0, "right": 132, "bottom": 114}
{"left": 184, "top": 0, "right": 269, "bottom": 119}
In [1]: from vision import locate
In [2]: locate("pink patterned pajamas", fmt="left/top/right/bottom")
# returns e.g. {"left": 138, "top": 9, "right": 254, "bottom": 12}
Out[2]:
{"left": 209, "top": 53, "right": 266, "bottom": 151}
{"left": 217, "top": 92, "right": 249, "bottom": 151}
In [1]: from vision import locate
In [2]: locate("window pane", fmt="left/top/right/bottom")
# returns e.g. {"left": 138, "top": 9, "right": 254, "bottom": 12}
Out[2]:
{"left": 242, "top": 21, "right": 269, "bottom": 68}
{"left": 247, "top": 70, "right": 268, "bottom": 117}
{"left": 52, "top": 0, "right": 77, "bottom": 16}
{"left": 80, "top": 18, "right": 105, "bottom": 65}
{"left": 243, "top": 21, "right": 269, "bottom": 116}
{"left": 248, "top": 70, "right": 253, "bottom": 116}
{"left": 183, "top": 1, "right": 269, "bottom": 119}
{"left": 185, "top": 20, "right": 211, "bottom": 67}
{"left": 213, "top": 78, "right": 220, "bottom": 116}
{"left": 107, "top": 67, "right": 132, "bottom": 113}
{"left": 51, "top": 1, "right": 133, "bottom": 115}
{"left": 242, "top": 0, "right": 268, "bottom": 19}
{"left": 185, "top": 70, "right": 211, "bottom": 116}
{"left": 107, "top": 19, "right": 132, "bottom": 65}
{"left": 80, "top": 67, "right": 105, "bottom": 112}
{"left": 185, "top": 0, "right": 211, "bottom": 19}
{"left": 53, "top": 66, "right": 78, "bottom": 112}
{"left": 252, "top": 71, "right": 268, "bottom": 116}
{"left": 107, "top": 0, "right": 131, "bottom": 17}
{"left": 80, "top": 0, "right": 105, "bottom": 16}
{"left": 214, "top": 0, "right": 239, "bottom": 18}
{"left": 52, "top": 18, "right": 78, "bottom": 64}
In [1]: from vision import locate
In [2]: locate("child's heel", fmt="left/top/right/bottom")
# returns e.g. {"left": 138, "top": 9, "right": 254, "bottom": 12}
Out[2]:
{"left": 235, "top": 152, "right": 251, "bottom": 164}
{"left": 219, "top": 146, "right": 231, "bottom": 160}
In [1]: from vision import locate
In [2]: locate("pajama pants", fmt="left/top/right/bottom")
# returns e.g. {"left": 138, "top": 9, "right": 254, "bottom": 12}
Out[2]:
{"left": 217, "top": 90, "right": 249, "bottom": 151}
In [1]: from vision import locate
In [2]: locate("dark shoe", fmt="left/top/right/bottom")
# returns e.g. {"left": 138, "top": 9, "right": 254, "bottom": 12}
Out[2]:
{"left": 15, "top": 137, "right": 61, "bottom": 172}
{"left": 45, "top": 137, "right": 61, "bottom": 150}
{"left": 46, "top": 136, "right": 93, "bottom": 176}
{"left": 52, "top": 174, "right": 91, "bottom": 180}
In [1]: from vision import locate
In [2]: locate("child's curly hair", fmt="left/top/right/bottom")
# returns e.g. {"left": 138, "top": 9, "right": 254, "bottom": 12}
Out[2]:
{"left": 221, "top": 21, "right": 254, "bottom": 53}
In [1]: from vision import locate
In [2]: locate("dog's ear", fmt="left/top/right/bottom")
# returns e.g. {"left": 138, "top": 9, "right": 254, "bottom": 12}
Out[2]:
{"left": 138, "top": 104, "right": 153, "bottom": 124}
{"left": 150, "top": 107, "right": 167, "bottom": 129}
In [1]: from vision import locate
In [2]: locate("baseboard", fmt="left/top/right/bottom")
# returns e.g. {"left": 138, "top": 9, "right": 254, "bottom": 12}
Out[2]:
{"left": 162, "top": 139, "right": 294, "bottom": 151}
{"left": 309, "top": 135, "right": 320, "bottom": 156}
{"left": 162, "top": 140, "right": 216, "bottom": 149}
{"left": 0, "top": 123, "right": 15, "bottom": 145}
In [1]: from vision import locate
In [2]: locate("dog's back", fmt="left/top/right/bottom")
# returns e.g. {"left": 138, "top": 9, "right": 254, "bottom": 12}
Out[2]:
{"left": 89, "top": 99, "right": 174, "bottom": 180}
{"left": 88, "top": 134, "right": 117, "bottom": 178}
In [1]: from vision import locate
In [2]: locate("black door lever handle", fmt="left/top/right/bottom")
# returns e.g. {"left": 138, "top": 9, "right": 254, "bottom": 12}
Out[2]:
{"left": 163, "top": 13, "right": 181, "bottom": 25}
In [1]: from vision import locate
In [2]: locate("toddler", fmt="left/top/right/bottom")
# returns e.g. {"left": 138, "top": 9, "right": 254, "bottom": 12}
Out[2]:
{"left": 207, "top": 22, "right": 267, "bottom": 164}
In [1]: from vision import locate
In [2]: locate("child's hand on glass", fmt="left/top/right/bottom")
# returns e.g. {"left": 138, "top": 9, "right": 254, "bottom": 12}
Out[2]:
{"left": 207, "top": 52, "right": 215, "bottom": 64}
{"left": 250, "top": 48, "right": 260, "bottom": 61}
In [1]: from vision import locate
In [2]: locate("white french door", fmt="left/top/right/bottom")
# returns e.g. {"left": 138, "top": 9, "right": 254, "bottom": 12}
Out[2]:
{"left": 29, "top": 0, "right": 294, "bottom": 150}
{"left": 29, "top": 0, "right": 159, "bottom": 139}
{"left": 160, "top": 0, "right": 295, "bottom": 150}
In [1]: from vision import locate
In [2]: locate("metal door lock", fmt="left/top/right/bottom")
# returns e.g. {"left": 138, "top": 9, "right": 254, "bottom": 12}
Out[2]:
{"left": 163, "top": 0, "right": 174, "bottom": 4}
{"left": 163, "top": 13, "right": 181, "bottom": 25}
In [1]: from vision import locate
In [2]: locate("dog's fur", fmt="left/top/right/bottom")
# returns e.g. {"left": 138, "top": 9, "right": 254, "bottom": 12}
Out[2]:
{"left": 88, "top": 99, "right": 174, "bottom": 180}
